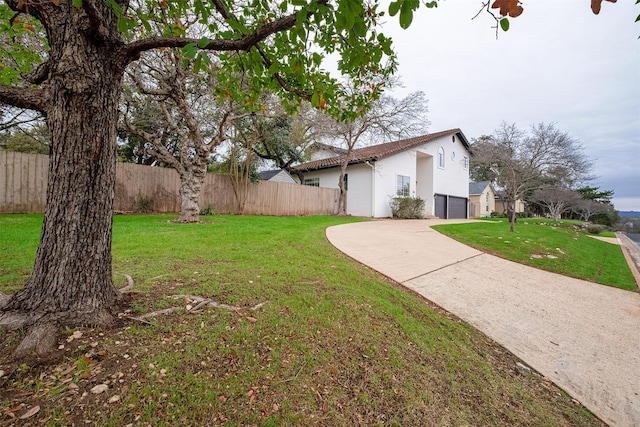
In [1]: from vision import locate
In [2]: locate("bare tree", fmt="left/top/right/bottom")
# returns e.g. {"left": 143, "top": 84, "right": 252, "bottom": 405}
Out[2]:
{"left": 120, "top": 49, "right": 249, "bottom": 223}
{"left": 325, "top": 89, "right": 430, "bottom": 215}
{"left": 572, "top": 198, "right": 608, "bottom": 222}
{"left": 471, "top": 122, "right": 593, "bottom": 231}
{"left": 531, "top": 187, "right": 582, "bottom": 221}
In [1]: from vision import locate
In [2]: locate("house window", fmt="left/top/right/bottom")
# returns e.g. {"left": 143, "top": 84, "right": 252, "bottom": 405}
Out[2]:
{"left": 438, "top": 147, "right": 445, "bottom": 168}
{"left": 343, "top": 174, "right": 348, "bottom": 191}
{"left": 304, "top": 177, "right": 319, "bottom": 187}
{"left": 396, "top": 175, "right": 410, "bottom": 197}
{"left": 463, "top": 156, "right": 469, "bottom": 170}
{"left": 485, "top": 193, "right": 489, "bottom": 212}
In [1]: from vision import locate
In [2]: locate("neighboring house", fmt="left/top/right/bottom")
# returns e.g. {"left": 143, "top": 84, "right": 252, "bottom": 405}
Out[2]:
{"left": 258, "top": 169, "right": 297, "bottom": 184}
{"left": 293, "top": 128, "right": 471, "bottom": 218}
{"left": 305, "top": 142, "right": 348, "bottom": 162}
{"left": 469, "top": 181, "right": 496, "bottom": 218}
{"left": 494, "top": 193, "right": 526, "bottom": 215}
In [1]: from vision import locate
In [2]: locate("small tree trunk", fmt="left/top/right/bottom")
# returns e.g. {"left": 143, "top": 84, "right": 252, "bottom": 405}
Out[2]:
{"left": 508, "top": 200, "right": 516, "bottom": 232}
{"left": 337, "top": 160, "right": 349, "bottom": 216}
{"left": 176, "top": 166, "right": 206, "bottom": 223}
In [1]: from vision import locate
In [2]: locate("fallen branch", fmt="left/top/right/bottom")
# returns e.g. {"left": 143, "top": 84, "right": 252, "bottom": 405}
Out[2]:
{"left": 169, "top": 295, "right": 267, "bottom": 312}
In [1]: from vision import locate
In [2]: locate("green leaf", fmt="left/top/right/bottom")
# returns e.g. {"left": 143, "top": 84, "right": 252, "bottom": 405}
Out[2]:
{"left": 182, "top": 42, "right": 198, "bottom": 58}
{"left": 291, "top": 0, "right": 306, "bottom": 5}
{"left": 197, "top": 37, "right": 209, "bottom": 48}
{"left": 399, "top": 1, "right": 414, "bottom": 29}
{"left": 500, "top": 18, "right": 509, "bottom": 32}
{"left": 311, "top": 92, "right": 320, "bottom": 107}
{"left": 72, "top": 0, "right": 83, "bottom": 7}
{"left": 388, "top": 1, "right": 401, "bottom": 17}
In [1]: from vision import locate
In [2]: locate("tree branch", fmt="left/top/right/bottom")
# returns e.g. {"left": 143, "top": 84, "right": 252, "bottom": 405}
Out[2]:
{"left": 21, "top": 60, "right": 50, "bottom": 85}
{"left": 0, "top": 85, "right": 47, "bottom": 113}
{"left": 122, "top": 8, "right": 301, "bottom": 63}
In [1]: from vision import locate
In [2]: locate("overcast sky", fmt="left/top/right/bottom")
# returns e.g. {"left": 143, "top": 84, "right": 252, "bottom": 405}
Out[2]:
{"left": 380, "top": 0, "right": 640, "bottom": 210}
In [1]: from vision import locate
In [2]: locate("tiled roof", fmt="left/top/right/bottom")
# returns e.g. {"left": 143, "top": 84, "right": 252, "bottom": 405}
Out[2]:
{"left": 469, "top": 181, "right": 492, "bottom": 195}
{"left": 293, "top": 128, "right": 469, "bottom": 172}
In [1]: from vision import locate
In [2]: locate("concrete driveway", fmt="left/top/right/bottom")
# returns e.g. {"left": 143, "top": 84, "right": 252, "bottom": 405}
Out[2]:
{"left": 326, "top": 219, "right": 640, "bottom": 427}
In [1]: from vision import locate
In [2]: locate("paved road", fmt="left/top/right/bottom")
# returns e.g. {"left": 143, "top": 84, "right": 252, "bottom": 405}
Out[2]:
{"left": 326, "top": 219, "right": 640, "bottom": 427}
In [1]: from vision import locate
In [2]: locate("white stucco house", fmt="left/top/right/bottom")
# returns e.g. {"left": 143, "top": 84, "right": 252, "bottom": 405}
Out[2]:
{"left": 293, "top": 128, "right": 471, "bottom": 218}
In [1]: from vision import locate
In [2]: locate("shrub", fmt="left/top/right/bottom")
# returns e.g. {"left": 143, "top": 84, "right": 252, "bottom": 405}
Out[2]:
{"left": 200, "top": 205, "right": 215, "bottom": 215}
{"left": 586, "top": 224, "right": 606, "bottom": 235}
{"left": 490, "top": 211, "right": 506, "bottom": 218}
{"left": 516, "top": 211, "right": 533, "bottom": 218}
{"left": 390, "top": 197, "right": 425, "bottom": 219}
{"left": 134, "top": 194, "right": 153, "bottom": 213}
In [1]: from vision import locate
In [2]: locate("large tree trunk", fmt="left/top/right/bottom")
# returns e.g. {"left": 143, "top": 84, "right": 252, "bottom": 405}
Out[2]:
{"left": 176, "top": 165, "right": 207, "bottom": 223}
{"left": 0, "top": 6, "right": 125, "bottom": 356}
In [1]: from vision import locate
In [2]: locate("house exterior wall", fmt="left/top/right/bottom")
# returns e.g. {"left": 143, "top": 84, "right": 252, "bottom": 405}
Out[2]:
{"left": 300, "top": 133, "right": 470, "bottom": 218}
{"left": 494, "top": 198, "right": 526, "bottom": 214}
{"left": 470, "top": 186, "right": 496, "bottom": 217}
{"left": 426, "top": 135, "right": 470, "bottom": 208}
{"left": 301, "top": 165, "right": 372, "bottom": 216}
{"left": 267, "top": 170, "right": 297, "bottom": 184}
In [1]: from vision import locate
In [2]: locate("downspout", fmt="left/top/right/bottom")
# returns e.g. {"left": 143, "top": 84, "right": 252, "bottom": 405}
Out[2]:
{"left": 365, "top": 161, "right": 375, "bottom": 217}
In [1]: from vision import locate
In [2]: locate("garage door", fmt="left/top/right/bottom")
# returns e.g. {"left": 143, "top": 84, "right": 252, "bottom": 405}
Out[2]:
{"left": 448, "top": 196, "right": 468, "bottom": 219}
{"left": 435, "top": 194, "right": 447, "bottom": 219}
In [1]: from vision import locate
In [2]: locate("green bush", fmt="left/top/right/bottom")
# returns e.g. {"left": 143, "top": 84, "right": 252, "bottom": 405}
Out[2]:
{"left": 586, "top": 224, "right": 606, "bottom": 235}
{"left": 490, "top": 211, "right": 506, "bottom": 218}
{"left": 134, "top": 194, "right": 153, "bottom": 213}
{"left": 516, "top": 211, "right": 533, "bottom": 218}
{"left": 200, "top": 205, "right": 215, "bottom": 215}
{"left": 390, "top": 197, "right": 425, "bottom": 219}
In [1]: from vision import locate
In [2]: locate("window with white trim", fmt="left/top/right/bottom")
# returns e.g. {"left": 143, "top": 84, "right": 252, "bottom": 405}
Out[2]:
{"left": 438, "top": 147, "right": 445, "bottom": 168}
{"left": 304, "top": 177, "right": 319, "bottom": 187}
{"left": 463, "top": 156, "right": 469, "bottom": 170}
{"left": 396, "top": 175, "right": 410, "bottom": 197}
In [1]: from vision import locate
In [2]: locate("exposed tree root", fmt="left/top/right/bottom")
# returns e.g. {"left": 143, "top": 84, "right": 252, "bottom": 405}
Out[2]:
{"left": 119, "top": 274, "right": 135, "bottom": 293}
{"left": 169, "top": 295, "right": 267, "bottom": 312}
{"left": 0, "top": 291, "right": 9, "bottom": 308}
{"left": 13, "top": 322, "right": 59, "bottom": 358}
{"left": 1, "top": 275, "right": 131, "bottom": 360}
{"left": 130, "top": 295, "right": 267, "bottom": 323}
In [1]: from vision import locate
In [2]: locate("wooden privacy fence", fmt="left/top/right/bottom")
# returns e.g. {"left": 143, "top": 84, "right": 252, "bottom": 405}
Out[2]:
{"left": 0, "top": 151, "right": 339, "bottom": 216}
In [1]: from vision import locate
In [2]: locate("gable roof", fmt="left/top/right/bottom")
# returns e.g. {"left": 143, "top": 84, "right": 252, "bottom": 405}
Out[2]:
{"left": 293, "top": 128, "right": 469, "bottom": 172}
{"left": 469, "top": 181, "right": 493, "bottom": 195}
{"left": 259, "top": 169, "right": 287, "bottom": 180}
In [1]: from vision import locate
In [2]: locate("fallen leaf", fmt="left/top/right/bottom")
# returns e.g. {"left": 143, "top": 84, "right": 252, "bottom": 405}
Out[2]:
{"left": 20, "top": 406, "right": 40, "bottom": 419}
{"left": 90, "top": 384, "right": 109, "bottom": 394}
{"left": 246, "top": 316, "right": 257, "bottom": 324}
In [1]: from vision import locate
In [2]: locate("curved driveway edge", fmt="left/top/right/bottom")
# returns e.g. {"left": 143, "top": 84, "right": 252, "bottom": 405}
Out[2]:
{"left": 326, "top": 219, "right": 640, "bottom": 427}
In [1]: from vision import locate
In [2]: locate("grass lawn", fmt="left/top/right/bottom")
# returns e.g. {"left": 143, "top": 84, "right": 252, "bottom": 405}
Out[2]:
{"left": 433, "top": 218, "right": 636, "bottom": 291}
{"left": 0, "top": 214, "right": 602, "bottom": 426}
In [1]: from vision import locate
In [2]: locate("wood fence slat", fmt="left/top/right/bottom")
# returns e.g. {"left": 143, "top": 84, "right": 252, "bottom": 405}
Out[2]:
{"left": 0, "top": 152, "right": 338, "bottom": 216}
